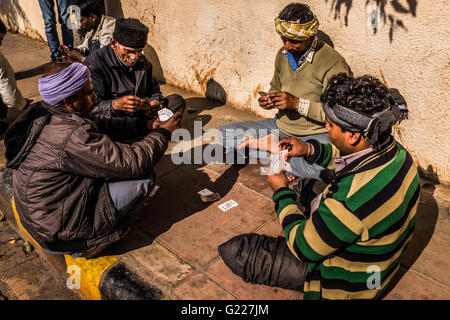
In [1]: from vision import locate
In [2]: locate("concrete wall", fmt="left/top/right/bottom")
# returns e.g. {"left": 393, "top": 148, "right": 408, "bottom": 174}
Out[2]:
{"left": 1, "top": 0, "right": 449, "bottom": 184}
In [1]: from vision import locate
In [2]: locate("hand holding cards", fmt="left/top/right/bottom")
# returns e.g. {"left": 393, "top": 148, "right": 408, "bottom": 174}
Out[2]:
{"left": 258, "top": 91, "right": 275, "bottom": 110}
{"left": 270, "top": 149, "right": 292, "bottom": 174}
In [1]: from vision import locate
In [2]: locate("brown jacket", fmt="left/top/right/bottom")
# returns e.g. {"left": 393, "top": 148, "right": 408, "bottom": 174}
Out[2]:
{"left": 5, "top": 102, "right": 169, "bottom": 252}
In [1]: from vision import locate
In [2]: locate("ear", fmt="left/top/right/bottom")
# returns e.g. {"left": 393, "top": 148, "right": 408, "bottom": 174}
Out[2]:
{"left": 88, "top": 13, "right": 98, "bottom": 21}
{"left": 110, "top": 38, "right": 117, "bottom": 49}
{"left": 348, "top": 132, "right": 362, "bottom": 146}
{"left": 62, "top": 98, "right": 76, "bottom": 112}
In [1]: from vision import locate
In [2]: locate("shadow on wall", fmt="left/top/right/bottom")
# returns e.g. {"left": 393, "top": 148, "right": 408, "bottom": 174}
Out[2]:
{"left": 143, "top": 44, "right": 166, "bottom": 85}
{"left": 381, "top": 164, "right": 439, "bottom": 299}
{"left": 0, "top": 0, "right": 33, "bottom": 34}
{"left": 104, "top": 0, "right": 124, "bottom": 19}
{"left": 317, "top": 30, "right": 335, "bottom": 48}
{"left": 324, "top": 0, "right": 418, "bottom": 42}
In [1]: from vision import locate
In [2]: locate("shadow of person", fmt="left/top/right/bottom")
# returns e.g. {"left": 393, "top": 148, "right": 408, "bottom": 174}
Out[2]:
{"left": 179, "top": 96, "right": 226, "bottom": 133}
{"left": 102, "top": 142, "right": 241, "bottom": 256}
{"left": 104, "top": 0, "right": 125, "bottom": 18}
{"left": 317, "top": 30, "right": 335, "bottom": 48}
{"left": 380, "top": 166, "right": 439, "bottom": 299}
{"left": 14, "top": 62, "right": 48, "bottom": 81}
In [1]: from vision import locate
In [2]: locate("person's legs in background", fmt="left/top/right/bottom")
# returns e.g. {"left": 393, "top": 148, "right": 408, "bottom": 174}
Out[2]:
{"left": 56, "top": 0, "right": 73, "bottom": 49}
{"left": 38, "top": 0, "right": 61, "bottom": 61}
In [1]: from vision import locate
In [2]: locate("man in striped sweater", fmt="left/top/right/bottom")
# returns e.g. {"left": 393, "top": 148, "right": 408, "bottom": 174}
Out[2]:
{"left": 219, "top": 73, "right": 418, "bottom": 299}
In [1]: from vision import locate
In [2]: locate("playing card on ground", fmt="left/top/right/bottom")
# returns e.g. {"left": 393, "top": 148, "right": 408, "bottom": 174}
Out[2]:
{"left": 218, "top": 200, "right": 239, "bottom": 212}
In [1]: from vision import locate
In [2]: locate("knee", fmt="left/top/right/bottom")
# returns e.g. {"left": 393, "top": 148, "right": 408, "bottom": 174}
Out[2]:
{"left": 141, "top": 174, "right": 156, "bottom": 198}
{"left": 219, "top": 124, "right": 236, "bottom": 146}
{"left": 44, "top": 20, "right": 57, "bottom": 32}
{"left": 166, "top": 94, "right": 185, "bottom": 110}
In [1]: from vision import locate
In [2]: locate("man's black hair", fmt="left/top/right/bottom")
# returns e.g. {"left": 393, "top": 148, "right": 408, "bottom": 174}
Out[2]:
{"left": 278, "top": 3, "right": 314, "bottom": 23}
{"left": 0, "top": 20, "right": 7, "bottom": 35}
{"left": 74, "top": 0, "right": 104, "bottom": 18}
{"left": 321, "top": 73, "right": 393, "bottom": 142}
{"left": 42, "top": 62, "right": 72, "bottom": 77}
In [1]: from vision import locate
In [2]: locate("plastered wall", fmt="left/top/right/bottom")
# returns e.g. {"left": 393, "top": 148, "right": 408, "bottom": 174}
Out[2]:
{"left": 1, "top": 0, "right": 449, "bottom": 184}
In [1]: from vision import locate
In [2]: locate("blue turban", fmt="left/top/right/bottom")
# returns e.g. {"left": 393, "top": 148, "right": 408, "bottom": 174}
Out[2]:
{"left": 38, "top": 63, "right": 91, "bottom": 106}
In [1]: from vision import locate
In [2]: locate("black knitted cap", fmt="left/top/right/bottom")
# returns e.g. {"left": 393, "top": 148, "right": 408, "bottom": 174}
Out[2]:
{"left": 113, "top": 18, "right": 149, "bottom": 48}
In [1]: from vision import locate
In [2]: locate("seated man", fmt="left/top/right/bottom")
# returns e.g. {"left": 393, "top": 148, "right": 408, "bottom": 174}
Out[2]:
{"left": 219, "top": 73, "right": 418, "bottom": 300}
{"left": 4, "top": 62, "right": 182, "bottom": 258}
{"left": 220, "top": 3, "right": 350, "bottom": 180}
{"left": 0, "top": 20, "right": 28, "bottom": 136}
{"left": 84, "top": 17, "right": 184, "bottom": 120}
{"left": 59, "top": 0, "right": 116, "bottom": 63}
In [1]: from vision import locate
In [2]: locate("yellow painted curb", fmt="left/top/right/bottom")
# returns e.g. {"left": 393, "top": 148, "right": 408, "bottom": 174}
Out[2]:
{"left": 11, "top": 197, "right": 41, "bottom": 251}
{"left": 65, "top": 254, "right": 118, "bottom": 300}
{"left": 12, "top": 197, "right": 118, "bottom": 300}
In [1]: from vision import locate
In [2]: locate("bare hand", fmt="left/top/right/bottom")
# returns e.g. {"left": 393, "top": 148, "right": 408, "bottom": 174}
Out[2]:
{"left": 279, "top": 137, "right": 309, "bottom": 160}
{"left": 159, "top": 112, "right": 182, "bottom": 133}
{"left": 267, "top": 170, "right": 290, "bottom": 191}
{"left": 258, "top": 95, "right": 275, "bottom": 110}
{"left": 58, "top": 45, "right": 84, "bottom": 62}
{"left": 148, "top": 118, "right": 161, "bottom": 130}
{"left": 113, "top": 95, "right": 142, "bottom": 112}
{"left": 67, "top": 49, "right": 85, "bottom": 62}
{"left": 268, "top": 92, "right": 299, "bottom": 111}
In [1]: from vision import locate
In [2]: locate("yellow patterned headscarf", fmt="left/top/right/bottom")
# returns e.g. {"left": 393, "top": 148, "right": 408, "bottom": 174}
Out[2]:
{"left": 275, "top": 15, "right": 319, "bottom": 41}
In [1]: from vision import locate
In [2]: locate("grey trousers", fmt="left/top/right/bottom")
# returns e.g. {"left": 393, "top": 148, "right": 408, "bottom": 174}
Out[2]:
{"left": 43, "top": 174, "right": 156, "bottom": 258}
{"left": 219, "top": 117, "right": 330, "bottom": 180}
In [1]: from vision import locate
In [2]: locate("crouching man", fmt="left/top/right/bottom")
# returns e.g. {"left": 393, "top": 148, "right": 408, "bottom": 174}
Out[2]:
{"left": 4, "top": 62, "right": 182, "bottom": 258}
{"left": 219, "top": 73, "right": 418, "bottom": 300}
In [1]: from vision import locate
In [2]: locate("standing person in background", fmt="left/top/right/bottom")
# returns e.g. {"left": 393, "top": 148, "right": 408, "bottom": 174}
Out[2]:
{"left": 0, "top": 20, "right": 29, "bottom": 137}
{"left": 38, "top": 0, "right": 74, "bottom": 62}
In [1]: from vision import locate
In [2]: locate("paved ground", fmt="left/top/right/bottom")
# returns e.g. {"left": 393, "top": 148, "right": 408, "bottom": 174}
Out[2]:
{"left": 1, "top": 32, "right": 449, "bottom": 300}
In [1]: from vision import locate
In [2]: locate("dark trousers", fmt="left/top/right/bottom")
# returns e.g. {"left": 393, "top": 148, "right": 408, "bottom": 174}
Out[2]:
{"left": 218, "top": 179, "right": 326, "bottom": 292}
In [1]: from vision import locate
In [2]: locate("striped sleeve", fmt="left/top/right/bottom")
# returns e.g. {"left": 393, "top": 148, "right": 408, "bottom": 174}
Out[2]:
{"left": 273, "top": 188, "right": 364, "bottom": 263}
{"left": 306, "top": 140, "right": 340, "bottom": 170}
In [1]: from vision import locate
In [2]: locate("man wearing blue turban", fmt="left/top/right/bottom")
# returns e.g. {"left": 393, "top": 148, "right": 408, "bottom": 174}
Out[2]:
{"left": 4, "top": 62, "right": 182, "bottom": 258}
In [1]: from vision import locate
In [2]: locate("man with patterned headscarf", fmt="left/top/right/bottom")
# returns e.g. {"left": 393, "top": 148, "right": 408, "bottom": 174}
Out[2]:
{"left": 220, "top": 3, "right": 350, "bottom": 181}
{"left": 4, "top": 62, "right": 181, "bottom": 258}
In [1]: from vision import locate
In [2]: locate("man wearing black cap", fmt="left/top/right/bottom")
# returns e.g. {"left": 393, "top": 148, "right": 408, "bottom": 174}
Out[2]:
{"left": 84, "top": 18, "right": 184, "bottom": 120}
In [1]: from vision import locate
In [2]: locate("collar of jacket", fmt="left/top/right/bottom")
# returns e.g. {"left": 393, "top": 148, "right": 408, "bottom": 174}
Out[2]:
{"left": 335, "top": 136, "right": 398, "bottom": 180}
{"left": 5, "top": 102, "right": 53, "bottom": 168}
{"left": 282, "top": 36, "right": 318, "bottom": 66}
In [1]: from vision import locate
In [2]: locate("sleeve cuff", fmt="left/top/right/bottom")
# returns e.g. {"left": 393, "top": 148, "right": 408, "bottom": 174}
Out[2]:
{"left": 305, "top": 139, "right": 321, "bottom": 164}
{"left": 272, "top": 187, "right": 296, "bottom": 202}
{"left": 297, "top": 98, "right": 311, "bottom": 117}
{"left": 154, "top": 127, "right": 171, "bottom": 141}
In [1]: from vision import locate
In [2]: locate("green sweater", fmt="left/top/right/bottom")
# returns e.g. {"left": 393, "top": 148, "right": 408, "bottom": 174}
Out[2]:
{"left": 273, "top": 138, "right": 420, "bottom": 299}
{"left": 269, "top": 40, "right": 350, "bottom": 136}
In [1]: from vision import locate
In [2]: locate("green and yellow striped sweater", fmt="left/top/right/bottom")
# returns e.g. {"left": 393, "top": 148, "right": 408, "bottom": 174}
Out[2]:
{"left": 273, "top": 137, "right": 420, "bottom": 299}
